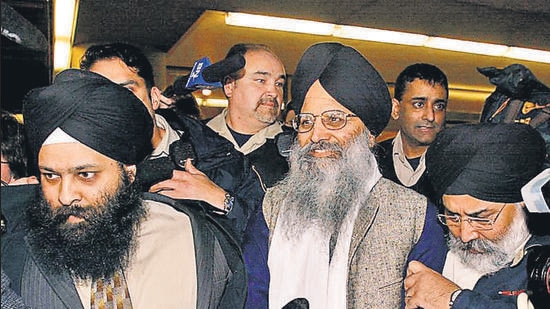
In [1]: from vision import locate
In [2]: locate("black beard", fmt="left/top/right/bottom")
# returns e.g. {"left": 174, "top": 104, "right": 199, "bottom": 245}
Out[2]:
{"left": 27, "top": 171, "right": 146, "bottom": 280}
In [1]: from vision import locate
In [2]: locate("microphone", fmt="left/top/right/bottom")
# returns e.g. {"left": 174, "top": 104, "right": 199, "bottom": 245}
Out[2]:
{"left": 202, "top": 54, "right": 246, "bottom": 82}
{"left": 185, "top": 57, "right": 223, "bottom": 90}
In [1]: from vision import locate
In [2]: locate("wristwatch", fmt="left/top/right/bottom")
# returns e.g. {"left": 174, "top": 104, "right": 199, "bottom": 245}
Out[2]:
{"left": 222, "top": 192, "right": 234, "bottom": 215}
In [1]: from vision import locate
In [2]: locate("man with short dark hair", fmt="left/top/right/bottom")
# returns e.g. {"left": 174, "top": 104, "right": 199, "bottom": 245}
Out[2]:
{"left": 264, "top": 42, "right": 446, "bottom": 308}
{"left": 80, "top": 43, "right": 254, "bottom": 220}
{"left": 377, "top": 63, "right": 448, "bottom": 203}
{"left": 80, "top": 43, "right": 266, "bottom": 307}
{"left": 206, "top": 43, "right": 290, "bottom": 188}
{"left": 205, "top": 43, "right": 291, "bottom": 308}
{"left": 404, "top": 123, "right": 550, "bottom": 309}
{"left": 1, "top": 69, "right": 246, "bottom": 308}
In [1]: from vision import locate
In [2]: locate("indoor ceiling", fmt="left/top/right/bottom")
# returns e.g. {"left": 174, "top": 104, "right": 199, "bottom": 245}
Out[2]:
{"left": 74, "top": 0, "right": 550, "bottom": 52}
{"left": 4, "top": 0, "right": 550, "bottom": 123}
{"left": 72, "top": 0, "right": 550, "bottom": 125}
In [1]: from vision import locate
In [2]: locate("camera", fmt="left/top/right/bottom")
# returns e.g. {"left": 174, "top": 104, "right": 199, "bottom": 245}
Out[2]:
{"left": 527, "top": 245, "right": 550, "bottom": 308}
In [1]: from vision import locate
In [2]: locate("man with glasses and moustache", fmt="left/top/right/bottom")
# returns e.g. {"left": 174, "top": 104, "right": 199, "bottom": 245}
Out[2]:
{"left": 404, "top": 123, "right": 550, "bottom": 309}
{"left": 263, "top": 42, "right": 447, "bottom": 309}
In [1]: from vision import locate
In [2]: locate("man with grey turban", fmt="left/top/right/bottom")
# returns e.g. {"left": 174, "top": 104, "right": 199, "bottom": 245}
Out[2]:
{"left": 263, "top": 42, "right": 446, "bottom": 308}
{"left": 404, "top": 123, "right": 550, "bottom": 309}
{"left": 1, "top": 69, "right": 246, "bottom": 308}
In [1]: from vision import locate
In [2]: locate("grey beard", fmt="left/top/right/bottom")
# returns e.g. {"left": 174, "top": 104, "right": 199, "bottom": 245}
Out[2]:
{"left": 270, "top": 131, "right": 380, "bottom": 240}
{"left": 448, "top": 204, "right": 530, "bottom": 275}
{"left": 254, "top": 97, "right": 279, "bottom": 124}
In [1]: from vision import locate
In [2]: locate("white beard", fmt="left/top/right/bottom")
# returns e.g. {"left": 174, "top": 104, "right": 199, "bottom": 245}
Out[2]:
{"left": 447, "top": 205, "right": 530, "bottom": 275}
{"left": 269, "top": 131, "right": 381, "bottom": 240}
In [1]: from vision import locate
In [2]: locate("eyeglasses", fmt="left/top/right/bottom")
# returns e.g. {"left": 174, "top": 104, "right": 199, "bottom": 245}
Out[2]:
{"left": 292, "top": 110, "right": 358, "bottom": 133}
{"left": 437, "top": 203, "right": 508, "bottom": 231}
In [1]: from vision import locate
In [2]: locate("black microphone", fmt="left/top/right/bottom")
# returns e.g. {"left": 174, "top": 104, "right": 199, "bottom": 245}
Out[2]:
{"left": 202, "top": 54, "right": 246, "bottom": 82}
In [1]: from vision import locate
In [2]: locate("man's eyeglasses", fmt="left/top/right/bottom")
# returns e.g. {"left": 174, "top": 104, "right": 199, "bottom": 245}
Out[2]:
{"left": 292, "top": 110, "right": 358, "bottom": 133}
{"left": 437, "top": 203, "right": 508, "bottom": 231}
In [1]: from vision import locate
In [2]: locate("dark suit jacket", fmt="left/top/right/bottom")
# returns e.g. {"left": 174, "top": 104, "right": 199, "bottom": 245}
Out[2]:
{"left": 1, "top": 190, "right": 246, "bottom": 309}
{"left": 375, "top": 138, "right": 438, "bottom": 204}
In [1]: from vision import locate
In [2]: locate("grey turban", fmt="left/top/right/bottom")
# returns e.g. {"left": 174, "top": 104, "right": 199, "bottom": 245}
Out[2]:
{"left": 23, "top": 69, "right": 154, "bottom": 168}
{"left": 426, "top": 123, "right": 546, "bottom": 203}
{"left": 291, "top": 42, "right": 391, "bottom": 136}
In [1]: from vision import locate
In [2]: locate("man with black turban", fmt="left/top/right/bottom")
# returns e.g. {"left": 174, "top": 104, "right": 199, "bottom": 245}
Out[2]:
{"left": 263, "top": 42, "right": 447, "bottom": 308}
{"left": 404, "top": 123, "right": 550, "bottom": 309}
{"left": 1, "top": 69, "right": 246, "bottom": 308}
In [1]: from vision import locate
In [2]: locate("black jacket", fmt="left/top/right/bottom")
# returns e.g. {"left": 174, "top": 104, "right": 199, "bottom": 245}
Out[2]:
{"left": 136, "top": 114, "right": 269, "bottom": 308}
{"left": 376, "top": 138, "right": 438, "bottom": 204}
{"left": 136, "top": 114, "right": 265, "bottom": 242}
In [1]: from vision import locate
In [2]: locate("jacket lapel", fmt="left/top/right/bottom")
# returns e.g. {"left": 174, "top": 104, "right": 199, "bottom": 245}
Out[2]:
{"left": 24, "top": 240, "right": 84, "bottom": 309}
{"left": 348, "top": 181, "right": 381, "bottom": 262}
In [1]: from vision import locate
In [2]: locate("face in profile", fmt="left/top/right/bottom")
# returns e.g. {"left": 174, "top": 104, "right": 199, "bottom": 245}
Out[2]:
{"left": 392, "top": 78, "right": 447, "bottom": 147}
{"left": 88, "top": 58, "right": 159, "bottom": 119}
{"left": 224, "top": 49, "right": 286, "bottom": 128}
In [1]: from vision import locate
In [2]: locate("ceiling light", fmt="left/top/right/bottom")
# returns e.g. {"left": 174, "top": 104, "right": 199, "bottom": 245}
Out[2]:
{"left": 54, "top": 0, "right": 78, "bottom": 71}
{"left": 334, "top": 25, "right": 428, "bottom": 46}
{"left": 195, "top": 98, "right": 228, "bottom": 108}
{"left": 225, "top": 12, "right": 550, "bottom": 64}
{"left": 424, "top": 37, "right": 509, "bottom": 56}
{"left": 504, "top": 47, "right": 550, "bottom": 64}
{"left": 226, "top": 12, "right": 335, "bottom": 36}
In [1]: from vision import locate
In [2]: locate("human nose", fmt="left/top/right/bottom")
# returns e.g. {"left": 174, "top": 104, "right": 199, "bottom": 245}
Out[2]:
{"left": 58, "top": 179, "right": 81, "bottom": 206}
{"left": 422, "top": 104, "right": 435, "bottom": 122}
{"left": 308, "top": 116, "right": 331, "bottom": 143}
{"left": 265, "top": 82, "right": 282, "bottom": 98}
{"left": 458, "top": 219, "right": 480, "bottom": 243}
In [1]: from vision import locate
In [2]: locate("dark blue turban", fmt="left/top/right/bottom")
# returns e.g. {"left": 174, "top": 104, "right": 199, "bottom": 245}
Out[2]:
{"left": 426, "top": 123, "right": 546, "bottom": 203}
{"left": 23, "top": 69, "right": 153, "bottom": 168}
{"left": 291, "top": 42, "right": 391, "bottom": 136}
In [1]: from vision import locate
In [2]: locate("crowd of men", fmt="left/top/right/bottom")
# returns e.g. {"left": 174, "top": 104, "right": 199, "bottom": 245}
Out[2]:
{"left": 1, "top": 40, "right": 549, "bottom": 309}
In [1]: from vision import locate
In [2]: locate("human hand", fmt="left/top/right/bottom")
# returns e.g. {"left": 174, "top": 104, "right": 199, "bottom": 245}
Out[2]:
{"left": 8, "top": 176, "right": 39, "bottom": 186}
{"left": 149, "top": 158, "right": 226, "bottom": 209}
{"left": 404, "top": 260, "right": 461, "bottom": 309}
{"left": 517, "top": 292, "right": 534, "bottom": 309}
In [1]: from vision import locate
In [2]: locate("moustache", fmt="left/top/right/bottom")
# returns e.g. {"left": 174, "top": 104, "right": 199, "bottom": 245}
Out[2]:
{"left": 301, "top": 140, "right": 344, "bottom": 156}
{"left": 454, "top": 238, "right": 497, "bottom": 255}
{"left": 51, "top": 205, "right": 102, "bottom": 225}
{"left": 258, "top": 97, "right": 279, "bottom": 108}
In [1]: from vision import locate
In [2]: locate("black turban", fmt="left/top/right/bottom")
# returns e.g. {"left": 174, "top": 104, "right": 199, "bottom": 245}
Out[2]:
{"left": 291, "top": 42, "right": 391, "bottom": 136}
{"left": 23, "top": 69, "right": 153, "bottom": 168}
{"left": 426, "top": 123, "right": 546, "bottom": 203}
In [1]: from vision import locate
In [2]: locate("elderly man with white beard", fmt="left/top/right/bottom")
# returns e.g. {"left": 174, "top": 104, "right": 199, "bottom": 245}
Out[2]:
{"left": 404, "top": 123, "right": 550, "bottom": 309}
{"left": 263, "top": 42, "right": 447, "bottom": 309}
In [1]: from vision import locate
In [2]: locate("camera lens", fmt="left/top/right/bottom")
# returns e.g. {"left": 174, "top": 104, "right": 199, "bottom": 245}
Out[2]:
{"left": 527, "top": 245, "right": 550, "bottom": 308}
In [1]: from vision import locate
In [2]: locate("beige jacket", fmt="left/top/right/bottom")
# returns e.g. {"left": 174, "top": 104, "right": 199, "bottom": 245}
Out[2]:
{"left": 264, "top": 178, "right": 426, "bottom": 308}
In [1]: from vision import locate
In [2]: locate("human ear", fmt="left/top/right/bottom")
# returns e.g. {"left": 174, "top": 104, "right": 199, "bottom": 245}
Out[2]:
{"left": 391, "top": 98, "right": 401, "bottom": 120}
{"left": 150, "top": 86, "right": 162, "bottom": 110}
{"left": 124, "top": 165, "right": 137, "bottom": 183}
{"left": 223, "top": 79, "right": 235, "bottom": 98}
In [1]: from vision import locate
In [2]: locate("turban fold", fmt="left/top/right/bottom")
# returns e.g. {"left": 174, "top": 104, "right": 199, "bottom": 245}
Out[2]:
{"left": 426, "top": 123, "right": 546, "bottom": 203}
{"left": 291, "top": 42, "right": 391, "bottom": 136}
{"left": 23, "top": 69, "right": 153, "bottom": 167}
